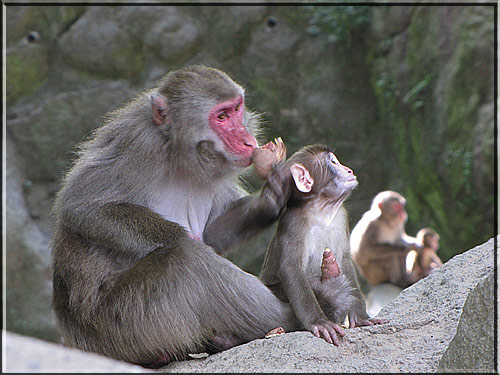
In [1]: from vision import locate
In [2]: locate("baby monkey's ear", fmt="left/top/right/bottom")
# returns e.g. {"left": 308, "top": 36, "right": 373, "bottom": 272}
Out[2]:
{"left": 290, "top": 163, "right": 314, "bottom": 193}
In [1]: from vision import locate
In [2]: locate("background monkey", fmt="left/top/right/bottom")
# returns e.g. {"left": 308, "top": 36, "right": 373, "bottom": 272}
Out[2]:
{"left": 409, "top": 227, "right": 443, "bottom": 279}
{"left": 260, "top": 145, "right": 387, "bottom": 346}
{"left": 51, "top": 66, "right": 301, "bottom": 368}
{"left": 350, "top": 190, "right": 422, "bottom": 288}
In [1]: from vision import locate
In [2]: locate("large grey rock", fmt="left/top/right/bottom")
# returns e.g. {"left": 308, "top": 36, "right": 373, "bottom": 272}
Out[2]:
{"left": 7, "top": 80, "right": 135, "bottom": 182}
{"left": 58, "top": 7, "right": 144, "bottom": 78}
{"left": 5, "top": 134, "right": 59, "bottom": 342}
{"left": 6, "top": 41, "right": 49, "bottom": 104}
{"left": 162, "top": 237, "right": 495, "bottom": 373}
{"left": 438, "top": 271, "right": 495, "bottom": 372}
{"left": 4, "top": 331, "right": 150, "bottom": 373}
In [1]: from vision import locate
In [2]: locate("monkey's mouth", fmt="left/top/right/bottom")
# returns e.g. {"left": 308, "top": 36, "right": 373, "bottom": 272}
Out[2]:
{"left": 235, "top": 157, "right": 252, "bottom": 168}
{"left": 346, "top": 177, "right": 358, "bottom": 188}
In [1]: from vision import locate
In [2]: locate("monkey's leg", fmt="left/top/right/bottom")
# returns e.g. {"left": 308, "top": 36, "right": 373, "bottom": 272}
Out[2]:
{"left": 103, "top": 236, "right": 300, "bottom": 365}
{"left": 388, "top": 254, "right": 418, "bottom": 288}
{"left": 310, "top": 275, "right": 356, "bottom": 324}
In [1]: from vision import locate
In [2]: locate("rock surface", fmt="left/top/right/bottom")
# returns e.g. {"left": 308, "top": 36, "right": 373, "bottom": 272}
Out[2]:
{"left": 3, "top": 331, "right": 150, "bottom": 373}
{"left": 438, "top": 271, "right": 495, "bottom": 372}
{"left": 161, "top": 237, "right": 496, "bottom": 373}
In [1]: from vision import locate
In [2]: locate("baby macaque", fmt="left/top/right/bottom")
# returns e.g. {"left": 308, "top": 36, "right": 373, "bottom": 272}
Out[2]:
{"left": 259, "top": 145, "right": 387, "bottom": 346}
{"left": 410, "top": 228, "right": 443, "bottom": 279}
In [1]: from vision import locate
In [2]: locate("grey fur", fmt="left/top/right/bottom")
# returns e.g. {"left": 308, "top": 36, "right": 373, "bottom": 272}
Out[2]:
{"left": 260, "top": 145, "right": 370, "bottom": 337}
{"left": 51, "top": 66, "right": 298, "bottom": 367}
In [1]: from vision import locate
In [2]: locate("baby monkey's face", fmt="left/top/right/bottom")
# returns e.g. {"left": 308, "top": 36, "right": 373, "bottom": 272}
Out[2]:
{"left": 320, "top": 152, "right": 358, "bottom": 200}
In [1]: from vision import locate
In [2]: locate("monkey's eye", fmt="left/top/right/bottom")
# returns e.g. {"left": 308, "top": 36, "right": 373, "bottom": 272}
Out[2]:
{"left": 235, "top": 103, "right": 241, "bottom": 112}
{"left": 217, "top": 112, "right": 228, "bottom": 121}
{"left": 329, "top": 153, "right": 339, "bottom": 164}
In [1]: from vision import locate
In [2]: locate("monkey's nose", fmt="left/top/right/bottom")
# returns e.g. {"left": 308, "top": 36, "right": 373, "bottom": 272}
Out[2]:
{"left": 243, "top": 135, "right": 257, "bottom": 150}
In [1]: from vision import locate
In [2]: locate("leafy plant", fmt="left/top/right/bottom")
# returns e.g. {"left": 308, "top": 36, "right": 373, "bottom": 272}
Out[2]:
{"left": 306, "top": 6, "right": 372, "bottom": 45}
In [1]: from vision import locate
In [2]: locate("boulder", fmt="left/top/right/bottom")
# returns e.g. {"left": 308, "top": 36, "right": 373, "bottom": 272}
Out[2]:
{"left": 438, "top": 271, "right": 495, "bottom": 372}
{"left": 4, "top": 331, "right": 150, "bottom": 372}
{"left": 162, "top": 237, "right": 495, "bottom": 372}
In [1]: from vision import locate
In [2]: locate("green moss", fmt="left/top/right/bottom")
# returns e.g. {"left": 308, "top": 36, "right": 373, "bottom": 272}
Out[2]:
{"left": 7, "top": 45, "right": 49, "bottom": 104}
{"left": 7, "top": 6, "right": 86, "bottom": 43}
{"left": 369, "top": 6, "right": 494, "bottom": 260}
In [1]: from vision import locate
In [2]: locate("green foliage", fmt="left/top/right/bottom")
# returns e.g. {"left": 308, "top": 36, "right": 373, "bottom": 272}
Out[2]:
{"left": 7, "top": 45, "right": 49, "bottom": 104}
{"left": 306, "top": 5, "right": 372, "bottom": 45}
{"left": 369, "top": 6, "right": 494, "bottom": 260}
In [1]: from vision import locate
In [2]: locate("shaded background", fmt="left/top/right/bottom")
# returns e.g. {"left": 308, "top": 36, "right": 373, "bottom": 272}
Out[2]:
{"left": 5, "top": 4, "right": 495, "bottom": 344}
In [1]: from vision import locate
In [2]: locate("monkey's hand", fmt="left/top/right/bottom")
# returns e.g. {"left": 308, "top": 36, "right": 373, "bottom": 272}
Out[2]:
{"left": 309, "top": 318, "right": 345, "bottom": 346}
{"left": 259, "top": 161, "right": 292, "bottom": 219}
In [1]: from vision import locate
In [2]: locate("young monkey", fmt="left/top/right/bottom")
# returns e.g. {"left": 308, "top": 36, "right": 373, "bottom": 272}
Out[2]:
{"left": 408, "top": 228, "right": 443, "bottom": 279}
{"left": 259, "top": 144, "right": 387, "bottom": 346}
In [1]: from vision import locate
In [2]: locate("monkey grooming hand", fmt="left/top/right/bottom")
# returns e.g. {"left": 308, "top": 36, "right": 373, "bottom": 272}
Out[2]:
{"left": 321, "top": 248, "right": 341, "bottom": 281}
{"left": 252, "top": 137, "right": 287, "bottom": 179}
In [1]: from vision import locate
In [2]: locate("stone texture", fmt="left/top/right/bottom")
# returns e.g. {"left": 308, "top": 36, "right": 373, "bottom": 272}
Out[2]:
{"left": 161, "top": 237, "right": 496, "bottom": 373}
{"left": 7, "top": 81, "right": 135, "bottom": 182}
{"left": 6, "top": 42, "right": 49, "bottom": 104}
{"left": 5, "top": 134, "right": 59, "bottom": 342}
{"left": 4, "top": 331, "right": 150, "bottom": 373}
{"left": 438, "top": 271, "right": 495, "bottom": 372}
{"left": 58, "top": 7, "right": 144, "bottom": 78}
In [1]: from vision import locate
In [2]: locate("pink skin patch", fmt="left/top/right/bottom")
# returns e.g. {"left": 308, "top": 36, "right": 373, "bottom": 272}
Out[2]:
{"left": 209, "top": 95, "right": 257, "bottom": 166}
{"left": 188, "top": 232, "right": 201, "bottom": 242}
{"left": 392, "top": 202, "right": 407, "bottom": 222}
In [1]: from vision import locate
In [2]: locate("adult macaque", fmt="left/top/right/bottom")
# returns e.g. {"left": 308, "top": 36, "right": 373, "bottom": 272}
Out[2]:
{"left": 51, "top": 66, "right": 301, "bottom": 368}
{"left": 350, "top": 191, "right": 422, "bottom": 288}
{"left": 260, "top": 145, "right": 387, "bottom": 346}
{"left": 411, "top": 228, "right": 443, "bottom": 279}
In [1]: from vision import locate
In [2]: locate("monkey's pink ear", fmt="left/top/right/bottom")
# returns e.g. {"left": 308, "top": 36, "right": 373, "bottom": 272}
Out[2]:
{"left": 151, "top": 94, "right": 168, "bottom": 126}
{"left": 290, "top": 163, "right": 314, "bottom": 193}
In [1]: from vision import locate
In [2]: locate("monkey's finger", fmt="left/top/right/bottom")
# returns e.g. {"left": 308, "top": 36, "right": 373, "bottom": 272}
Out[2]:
{"left": 331, "top": 324, "right": 345, "bottom": 337}
{"left": 324, "top": 326, "right": 340, "bottom": 346}
{"left": 349, "top": 315, "right": 356, "bottom": 328}
{"left": 358, "top": 320, "right": 374, "bottom": 327}
{"left": 320, "top": 327, "right": 334, "bottom": 345}
{"left": 312, "top": 326, "right": 320, "bottom": 338}
{"left": 370, "top": 318, "right": 389, "bottom": 325}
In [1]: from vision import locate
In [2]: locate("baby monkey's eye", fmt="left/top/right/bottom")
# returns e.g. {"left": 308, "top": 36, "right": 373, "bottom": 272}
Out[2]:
{"left": 217, "top": 112, "right": 228, "bottom": 120}
{"left": 329, "top": 152, "right": 339, "bottom": 164}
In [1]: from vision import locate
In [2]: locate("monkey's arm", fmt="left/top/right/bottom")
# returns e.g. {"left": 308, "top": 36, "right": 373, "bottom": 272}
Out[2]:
{"left": 359, "top": 225, "right": 412, "bottom": 260}
{"left": 60, "top": 202, "right": 186, "bottom": 259}
{"left": 203, "top": 163, "right": 291, "bottom": 255}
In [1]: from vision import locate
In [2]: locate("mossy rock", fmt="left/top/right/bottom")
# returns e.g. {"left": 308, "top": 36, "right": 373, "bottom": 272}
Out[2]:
{"left": 6, "top": 6, "right": 86, "bottom": 44}
{"left": 6, "top": 44, "right": 49, "bottom": 104}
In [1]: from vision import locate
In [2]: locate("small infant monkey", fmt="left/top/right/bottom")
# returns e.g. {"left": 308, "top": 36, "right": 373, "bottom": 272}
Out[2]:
{"left": 408, "top": 228, "right": 443, "bottom": 279}
{"left": 259, "top": 144, "right": 387, "bottom": 345}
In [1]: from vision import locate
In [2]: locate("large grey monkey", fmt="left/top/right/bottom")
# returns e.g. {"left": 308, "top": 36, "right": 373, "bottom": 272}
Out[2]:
{"left": 51, "top": 66, "right": 299, "bottom": 368}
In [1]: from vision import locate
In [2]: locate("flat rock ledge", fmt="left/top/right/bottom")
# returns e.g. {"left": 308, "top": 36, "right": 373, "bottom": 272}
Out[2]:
{"left": 3, "top": 237, "right": 496, "bottom": 373}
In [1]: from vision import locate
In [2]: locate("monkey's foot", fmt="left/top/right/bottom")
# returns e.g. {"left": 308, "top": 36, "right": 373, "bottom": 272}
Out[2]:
{"left": 348, "top": 315, "right": 389, "bottom": 328}
{"left": 321, "top": 248, "right": 341, "bottom": 281}
{"left": 265, "top": 326, "right": 285, "bottom": 338}
{"left": 139, "top": 352, "right": 175, "bottom": 369}
{"left": 206, "top": 332, "right": 241, "bottom": 353}
{"left": 310, "top": 319, "right": 345, "bottom": 346}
